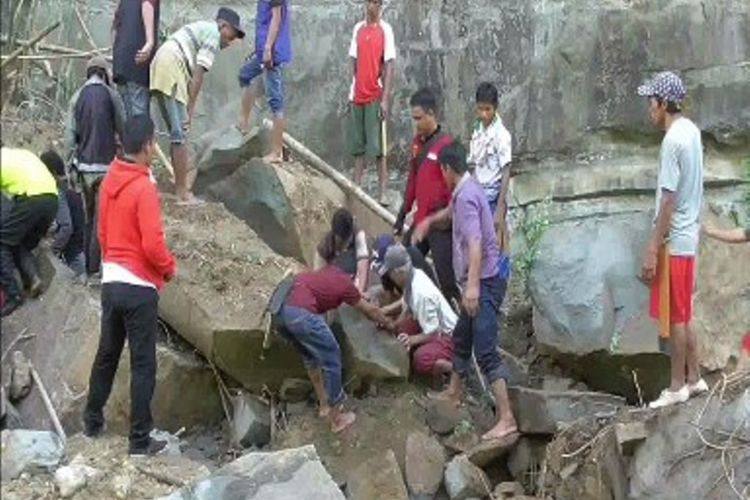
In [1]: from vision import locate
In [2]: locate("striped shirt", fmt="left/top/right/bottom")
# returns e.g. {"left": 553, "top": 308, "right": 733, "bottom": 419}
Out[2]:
{"left": 168, "top": 20, "right": 220, "bottom": 74}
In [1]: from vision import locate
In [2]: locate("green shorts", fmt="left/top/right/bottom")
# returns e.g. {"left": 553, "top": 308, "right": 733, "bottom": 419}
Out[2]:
{"left": 349, "top": 101, "right": 382, "bottom": 158}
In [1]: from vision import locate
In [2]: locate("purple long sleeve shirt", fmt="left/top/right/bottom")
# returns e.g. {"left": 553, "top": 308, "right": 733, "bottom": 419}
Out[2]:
{"left": 451, "top": 173, "right": 500, "bottom": 285}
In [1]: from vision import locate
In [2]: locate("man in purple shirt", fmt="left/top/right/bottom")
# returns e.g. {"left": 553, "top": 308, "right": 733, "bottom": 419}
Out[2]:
{"left": 238, "top": 0, "right": 292, "bottom": 164}
{"left": 414, "top": 141, "right": 518, "bottom": 443}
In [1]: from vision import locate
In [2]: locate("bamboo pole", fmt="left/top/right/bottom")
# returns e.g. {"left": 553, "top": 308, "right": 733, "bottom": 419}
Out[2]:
{"left": 0, "top": 20, "right": 61, "bottom": 70}
{"left": 74, "top": 6, "right": 98, "bottom": 51}
{"left": 2, "top": 47, "right": 111, "bottom": 61}
{"left": 154, "top": 141, "right": 176, "bottom": 180}
{"left": 1, "top": 36, "right": 97, "bottom": 55}
{"left": 30, "top": 364, "right": 67, "bottom": 443}
{"left": 263, "top": 118, "right": 396, "bottom": 226}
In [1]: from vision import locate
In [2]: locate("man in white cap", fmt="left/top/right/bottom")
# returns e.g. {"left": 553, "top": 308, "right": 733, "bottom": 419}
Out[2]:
{"left": 637, "top": 71, "right": 706, "bottom": 409}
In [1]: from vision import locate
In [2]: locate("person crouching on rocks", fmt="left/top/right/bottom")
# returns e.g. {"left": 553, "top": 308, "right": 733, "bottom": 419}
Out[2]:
{"left": 314, "top": 208, "right": 370, "bottom": 293}
{"left": 381, "top": 244, "right": 456, "bottom": 382}
{"left": 274, "top": 242, "right": 394, "bottom": 433}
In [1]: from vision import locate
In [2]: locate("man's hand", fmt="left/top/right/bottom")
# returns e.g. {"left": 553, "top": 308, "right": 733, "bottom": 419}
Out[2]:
{"left": 379, "top": 100, "right": 390, "bottom": 121}
{"left": 397, "top": 333, "right": 412, "bottom": 349}
{"left": 263, "top": 46, "right": 274, "bottom": 68}
{"left": 412, "top": 218, "right": 431, "bottom": 246}
{"left": 135, "top": 41, "right": 153, "bottom": 64}
{"left": 640, "top": 243, "right": 658, "bottom": 284}
{"left": 462, "top": 283, "right": 480, "bottom": 317}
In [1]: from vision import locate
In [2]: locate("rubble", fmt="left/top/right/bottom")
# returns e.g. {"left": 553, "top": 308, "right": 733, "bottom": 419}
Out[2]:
{"left": 506, "top": 437, "right": 548, "bottom": 489}
{"left": 426, "top": 399, "right": 471, "bottom": 436}
{"left": 279, "top": 378, "right": 313, "bottom": 403}
{"left": 465, "top": 433, "right": 519, "bottom": 467}
{"left": 1, "top": 430, "right": 64, "bottom": 481}
{"left": 54, "top": 457, "right": 102, "bottom": 498}
{"left": 405, "top": 431, "right": 445, "bottom": 498}
{"left": 230, "top": 391, "right": 271, "bottom": 449}
{"left": 347, "top": 448, "right": 409, "bottom": 500}
{"left": 508, "top": 387, "right": 626, "bottom": 434}
{"left": 493, "top": 481, "right": 524, "bottom": 499}
{"left": 444, "top": 455, "right": 492, "bottom": 500}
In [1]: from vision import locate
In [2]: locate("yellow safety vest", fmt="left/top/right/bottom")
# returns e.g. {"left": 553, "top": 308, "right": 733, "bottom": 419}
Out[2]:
{"left": 0, "top": 147, "right": 58, "bottom": 197}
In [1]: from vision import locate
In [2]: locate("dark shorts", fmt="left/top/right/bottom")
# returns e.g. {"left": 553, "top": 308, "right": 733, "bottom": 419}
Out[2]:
{"left": 349, "top": 101, "right": 382, "bottom": 158}
{"left": 238, "top": 55, "right": 285, "bottom": 117}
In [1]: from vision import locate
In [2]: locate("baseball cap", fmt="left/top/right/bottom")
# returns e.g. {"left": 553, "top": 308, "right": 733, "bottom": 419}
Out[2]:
{"left": 637, "top": 71, "right": 687, "bottom": 103}
{"left": 372, "top": 233, "right": 395, "bottom": 272}
{"left": 86, "top": 55, "right": 109, "bottom": 72}
{"left": 381, "top": 244, "right": 411, "bottom": 276}
{"left": 217, "top": 7, "right": 245, "bottom": 39}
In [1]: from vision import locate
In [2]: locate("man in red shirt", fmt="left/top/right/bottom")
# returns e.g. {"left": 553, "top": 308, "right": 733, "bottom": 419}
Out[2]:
{"left": 83, "top": 115, "right": 177, "bottom": 456}
{"left": 395, "top": 87, "right": 459, "bottom": 304}
{"left": 277, "top": 259, "right": 393, "bottom": 433}
{"left": 348, "top": 0, "right": 396, "bottom": 206}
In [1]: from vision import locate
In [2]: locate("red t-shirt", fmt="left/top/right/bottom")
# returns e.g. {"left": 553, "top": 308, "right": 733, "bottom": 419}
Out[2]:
{"left": 349, "top": 20, "right": 396, "bottom": 105}
{"left": 286, "top": 266, "right": 362, "bottom": 314}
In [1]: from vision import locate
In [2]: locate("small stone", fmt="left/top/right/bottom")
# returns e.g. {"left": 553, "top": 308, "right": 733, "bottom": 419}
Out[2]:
{"left": 405, "top": 432, "right": 445, "bottom": 497}
{"left": 230, "top": 391, "right": 271, "bottom": 448}
{"left": 466, "top": 433, "right": 519, "bottom": 467}
{"left": 614, "top": 421, "right": 648, "bottom": 456}
{"left": 494, "top": 481, "right": 524, "bottom": 498}
{"left": 112, "top": 472, "right": 132, "bottom": 499}
{"left": 444, "top": 455, "right": 491, "bottom": 500}
{"left": 55, "top": 464, "right": 102, "bottom": 497}
{"left": 9, "top": 351, "right": 32, "bottom": 401}
{"left": 443, "top": 431, "right": 480, "bottom": 455}
{"left": 426, "top": 400, "right": 470, "bottom": 435}
{"left": 279, "top": 378, "right": 313, "bottom": 403}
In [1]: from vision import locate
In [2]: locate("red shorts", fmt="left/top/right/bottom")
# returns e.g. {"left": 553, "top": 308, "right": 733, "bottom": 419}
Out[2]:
{"left": 649, "top": 255, "right": 696, "bottom": 325}
{"left": 397, "top": 318, "right": 454, "bottom": 375}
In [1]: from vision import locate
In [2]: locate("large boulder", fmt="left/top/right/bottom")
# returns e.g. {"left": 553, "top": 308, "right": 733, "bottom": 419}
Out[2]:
{"left": 160, "top": 445, "right": 345, "bottom": 500}
{"left": 159, "top": 199, "right": 307, "bottom": 392}
{"left": 526, "top": 157, "right": 750, "bottom": 401}
{"left": 333, "top": 305, "right": 410, "bottom": 388}
{"left": 405, "top": 432, "right": 445, "bottom": 499}
{"left": 0, "top": 253, "right": 224, "bottom": 435}
{"left": 1, "top": 430, "right": 64, "bottom": 480}
{"left": 444, "top": 454, "right": 492, "bottom": 500}
{"left": 192, "top": 126, "right": 269, "bottom": 193}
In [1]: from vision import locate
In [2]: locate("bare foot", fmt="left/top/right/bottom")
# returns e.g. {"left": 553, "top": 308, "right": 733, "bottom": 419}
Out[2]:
{"left": 318, "top": 405, "right": 331, "bottom": 419}
{"left": 331, "top": 411, "right": 356, "bottom": 433}
{"left": 237, "top": 122, "right": 251, "bottom": 135}
{"left": 481, "top": 419, "right": 518, "bottom": 442}
{"left": 263, "top": 152, "right": 284, "bottom": 164}
{"left": 176, "top": 193, "right": 205, "bottom": 206}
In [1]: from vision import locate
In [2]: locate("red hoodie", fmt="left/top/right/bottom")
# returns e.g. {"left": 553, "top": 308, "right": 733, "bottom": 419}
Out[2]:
{"left": 98, "top": 157, "right": 176, "bottom": 289}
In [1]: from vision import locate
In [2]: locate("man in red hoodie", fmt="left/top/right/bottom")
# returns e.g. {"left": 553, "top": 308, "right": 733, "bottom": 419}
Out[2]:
{"left": 83, "top": 115, "right": 176, "bottom": 456}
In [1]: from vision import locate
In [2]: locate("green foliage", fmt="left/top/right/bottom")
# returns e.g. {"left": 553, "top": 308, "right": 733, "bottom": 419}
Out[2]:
{"left": 514, "top": 196, "right": 552, "bottom": 294}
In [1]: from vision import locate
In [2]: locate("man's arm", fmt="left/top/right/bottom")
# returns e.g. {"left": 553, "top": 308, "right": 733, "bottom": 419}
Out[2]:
{"left": 109, "top": 87, "right": 126, "bottom": 139}
{"left": 263, "top": 3, "right": 283, "bottom": 66}
{"left": 642, "top": 190, "right": 675, "bottom": 283}
{"left": 395, "top": 164, "right": 417, "bottom": 234}
{"left": 64, "top": 92, "right": 79, "bottom": 161}
{"left": 135, "top": 0, "right": 156, "bottom": 64}
{"left": 355, "top": 298, "right": 394, "bottom": 331}
{"left": 496, "top": 162, "right": 511, "bottom": 252}
{"left": 138, "top": 185, "right": 177, "bottom": 280}
{"left": 703, "top": 223, "right": 749, "bottom": 244}
{"left": 412, "top": 206, "right": 452, "bottom": 245}
{"left": 187, "top": 65, "right": 206, "bottom": 127}
{"left": 380, "top": 60, "right": 394, "bottom": 118}
{"left": 463, "top": 239, "right": 482, "bottom": 316}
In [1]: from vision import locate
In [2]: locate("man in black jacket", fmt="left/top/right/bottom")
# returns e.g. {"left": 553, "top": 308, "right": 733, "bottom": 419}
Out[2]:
{"left": 65, "top": 56, "right": 125, "bottom": 278}
{"left": 112, "top": 0, "right": 159, "bottom": 119}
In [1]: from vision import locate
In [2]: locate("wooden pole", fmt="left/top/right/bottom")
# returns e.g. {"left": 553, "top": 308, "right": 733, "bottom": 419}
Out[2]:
{"left": 73, "top": 6, "right": 98, "bottom": 51}
{"left": 2, "top": 47, "right": 110, "bottom": 62}
{"left": 154, "top": 141, "right": 176, "bottom": 181}
{"left": 1, "top": 36, "right": 88, "bottom": 55}
{"left": 264, "top": 118, "right": 396, "bottom": 226}
{"left": 0, "top": 20, "right": 60, "bottom": 70}
{"left": 30, "top": 364, "right": 67, "bottom": 443}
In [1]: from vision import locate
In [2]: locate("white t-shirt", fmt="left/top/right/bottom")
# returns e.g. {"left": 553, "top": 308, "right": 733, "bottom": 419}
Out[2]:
{"left": 406, "top": 268, "right": 457, "bottom": 336}
{"left": 655, "top": 117, "right": 704, "bottom": 256}
{"left": 468, "top": 114, "right": 512, "bottom": 189}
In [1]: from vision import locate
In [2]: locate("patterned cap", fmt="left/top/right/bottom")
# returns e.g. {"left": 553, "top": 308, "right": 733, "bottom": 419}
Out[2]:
{"left": 637, "top": 71, "right": 687, "bottom": 103}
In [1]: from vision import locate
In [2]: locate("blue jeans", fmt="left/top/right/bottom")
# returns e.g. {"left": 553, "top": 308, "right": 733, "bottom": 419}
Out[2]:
{"left": 152, "top": 91, "right": 188, "bottom": 144}
{"left": 238, "top": 55, "right": 285, "bottom": 117}
{"left": 118, "top": 82, "right": 150, "bottom": 120}
{"left": 279, "top": 305, "right": 345, "bottom": 406}
{"left": 453, "top": 275, "right": 509, "bottom": 385}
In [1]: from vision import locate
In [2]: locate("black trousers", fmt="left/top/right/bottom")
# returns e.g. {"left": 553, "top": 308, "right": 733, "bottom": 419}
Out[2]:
{"left": 79, "top": 173, "right": 104, "bottom": 275}
{"left": 0, "top": 193, "right": 57, "bottom": 298}
{"left": 404, "top": 225, "right": 460, "bottom": 305}
{"left": 84, "top": 282, "right": 158, "bottom": 447}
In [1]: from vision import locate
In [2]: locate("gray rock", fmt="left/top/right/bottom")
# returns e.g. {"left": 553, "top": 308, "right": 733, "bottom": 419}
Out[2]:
{"left": 494, "top": 481, "right": 524, "bottom": 499}
{"left": 55, "top": 461, "right": 102, "bottom": 498}
{"left": 614, "top": 421, "right": 648, "bottom": 456}
{"left": 193, "top": 126, "right": 268, "bottom": 192}
{"left": 279, "top": 378, "right": 313, "bottom": 403}
{"left": 466, "top": 433, "right": 519, "bottom": 468}
{"left": 334, "top": 305, "right": 409, "bottom": 389}
{"left": 499, "top": 349, "right": 529, "bottom": 387}
{"left": 444, "top": 455, "right": 492, "bottom": 500}
{"left": 508, "top": 387, "right": 626, "bottom": 434}
{"left": 9, "top": 350, "right": 32, "bottom": 401}
{"left": 629, "top": 388, "right": 750, "bottom": 500}
{"left": 160, "top": 445, "right": 344, "bottom": 500}
{"left": 348, "top": 448, "right": 409, "bottom": 500}
{"left": 405, "top": 432, "right": 445, "bottom": 498}
{"left": 230, "top": 392, "right": 271, "bottom": 449}
{"left": 0, "top": 429, "right": 64, "bottom": 481}
{"left": 426, "top": 399, "right": 471, "bottom": 436}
